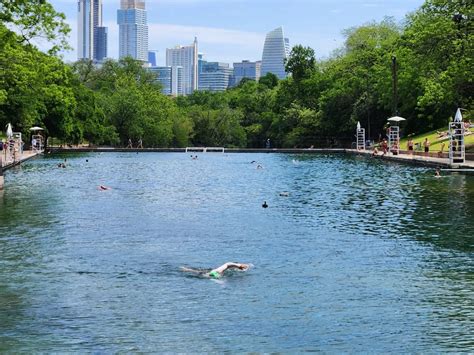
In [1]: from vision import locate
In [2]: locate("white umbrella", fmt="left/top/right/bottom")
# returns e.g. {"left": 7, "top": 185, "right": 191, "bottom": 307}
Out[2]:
{"left": 30, "top": 126, "right": 44, "bottom": 131}
{"left": 5, "top": 123, "right": 13, "bottom": 138}
{"left": 357, "top": 121, "right": 361, "bottom": 130}
{"left": 454, "top": 108, "right": 463, "bottom": 122}
{"left": 387, "top": 116, "right": 406, "bottom": 122}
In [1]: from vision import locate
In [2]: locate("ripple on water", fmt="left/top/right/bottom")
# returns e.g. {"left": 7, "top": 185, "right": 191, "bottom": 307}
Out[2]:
{"left": 0, "top": 153, "right": 473, "bottom": 352}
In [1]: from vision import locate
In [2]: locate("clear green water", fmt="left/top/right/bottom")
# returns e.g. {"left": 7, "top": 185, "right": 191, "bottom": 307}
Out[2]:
{"left": 0, "top": 153, "right": 473, "bottom": 352}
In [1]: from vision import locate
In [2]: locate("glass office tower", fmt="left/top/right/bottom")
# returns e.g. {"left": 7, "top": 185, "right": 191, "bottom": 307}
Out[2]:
{"left": 78, "top": 0, "right": 107, "bottom": 61}
{"left": 117, "top": 0, "right": 149, "bottom": 62}
{"left": 261, "top": 27, "right": 290, "bottom": 80}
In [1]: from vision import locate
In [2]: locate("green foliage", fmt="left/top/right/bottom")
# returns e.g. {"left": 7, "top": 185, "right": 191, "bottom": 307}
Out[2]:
{"left": 0, "top": 0, "right": 71, "bottom": 53}
{"left": 258, "top": 73, "right": 279, "bottom": 89}
{"left": 0, "top": 0, "right": 472, "bottom": 149}
{"left": 285, "top": 45, "right": 316, "bottom": 82}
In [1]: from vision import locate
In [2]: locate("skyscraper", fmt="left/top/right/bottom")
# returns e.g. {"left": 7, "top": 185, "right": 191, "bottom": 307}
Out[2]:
{"left": 78, "top": 0, "right": 107, "bottom": 61}
{"left": 166, "top": 38, "right": 198, "bottom": 95}
{"left": 261, "top": 27, "right": 290, "bottom": 80}
{"left": 117, "top": 0, "right": 149, "bottom": 62}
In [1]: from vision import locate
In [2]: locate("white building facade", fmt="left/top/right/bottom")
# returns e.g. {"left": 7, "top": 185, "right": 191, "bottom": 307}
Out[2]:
{"left": 261, "top": 27, "right": 290, "bottom": 80}
{"left": 166, "top": 38, "right": 198, "bottom": 95}
{"left": 117, "top": 0, "right": 148, "bottom": 62}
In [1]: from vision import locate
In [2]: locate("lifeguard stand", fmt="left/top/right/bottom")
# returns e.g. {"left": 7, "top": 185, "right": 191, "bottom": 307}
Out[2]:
{"left": 32, "top": 134, "right": 44, "bottom": 151}
{"left": 388, "top": 126, "right": 400, "bottom": 155}
{"left": 449, "top": 109, "right": 465, "bottom": 164}
{"left": 356, "top": 122, "right": 366, "bottom": 151}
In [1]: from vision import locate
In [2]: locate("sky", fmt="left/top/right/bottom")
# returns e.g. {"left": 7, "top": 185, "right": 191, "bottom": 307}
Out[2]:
{"left": 47, "top": 0, "right": 425, "bottom": 66}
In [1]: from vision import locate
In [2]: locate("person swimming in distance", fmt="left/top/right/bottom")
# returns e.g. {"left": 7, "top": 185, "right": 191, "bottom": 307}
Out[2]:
{"left": 181, "top": 262, "right": 250, "bottom": 279}
{"left": 435, "top": 168, "right": 441, "bottom": 178}
{"left": 262, "top": 201, "right": 268, "bottom": 208}
{"left": 99, "top": 185, "right": 111, "bottom": 191}
{"left": 279, "top": 192, "right": 289, "bottom": 197}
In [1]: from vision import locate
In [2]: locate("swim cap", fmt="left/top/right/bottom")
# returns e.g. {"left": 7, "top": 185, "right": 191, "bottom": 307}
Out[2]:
{"left": 209, "top": 271, "right": 220, "bottom": 279}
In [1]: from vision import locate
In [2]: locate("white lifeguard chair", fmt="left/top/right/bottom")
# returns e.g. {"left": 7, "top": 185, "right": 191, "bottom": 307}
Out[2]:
{"left": 387, "top": 116, "right": 406, "bottom": 155}
{"left": 356, "top": 122, "right": 366, "bottom": 151}
{"left": 449, "top": 109, "right": 465, "bottom": 164}
{"left": 30, "top": 127, "right": 45, "bottom": 152}
{"left": 388, "top": 126, "right": 400, "bottom": 155}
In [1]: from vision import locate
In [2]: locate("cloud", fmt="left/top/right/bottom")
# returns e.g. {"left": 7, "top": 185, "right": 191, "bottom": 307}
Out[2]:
{"left": 48, "top": 19, "right": 266, "bottom": 65}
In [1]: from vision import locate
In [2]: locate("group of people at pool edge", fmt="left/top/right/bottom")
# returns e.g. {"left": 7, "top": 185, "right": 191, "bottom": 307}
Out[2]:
{"left": 0, "top": 137, "right": 22, "bottom": 167}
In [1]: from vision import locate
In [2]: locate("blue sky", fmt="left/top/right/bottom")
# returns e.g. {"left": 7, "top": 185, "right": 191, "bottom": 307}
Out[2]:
{"left": 48, "top": 0, "right": 424, "bottom": 66}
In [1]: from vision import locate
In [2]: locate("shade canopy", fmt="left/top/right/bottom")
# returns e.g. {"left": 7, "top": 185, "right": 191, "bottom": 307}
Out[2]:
{"left": 387, "top": 116, "right": 406, "bottom": 122}
{"left": 454, "top": 108, "right": 463, "bottom": 122}
{"left": 357, "top": 121, "right": 361, "bottom": 130}
{"left": 6, "top": 123, "right": 13, "bottom": 137}
{"left": 29, "top": 126, "right": 44, "bottom": 131}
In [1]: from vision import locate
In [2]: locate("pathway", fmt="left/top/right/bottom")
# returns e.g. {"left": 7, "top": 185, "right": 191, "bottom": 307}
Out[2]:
{"left": 1, "top": 150, "right": 42, "bottom": 171}
{"left": 347, "top": 149, "right": 474, "bottom": 169}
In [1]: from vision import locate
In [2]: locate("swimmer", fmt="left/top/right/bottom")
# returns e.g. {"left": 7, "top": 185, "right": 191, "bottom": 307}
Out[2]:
{"left": 256, "top": 164, "right": 263, "bottom": 169}
{"left": 279, "top": 192, "right": 289, "bottom": 197}
{"left": 435, "top": 168, "right": 441, "bottom": 178}
{"left": 99, "top": 185, "right": 110, "bottom": 190}
{"left": 181, "top": 262, "right": 250, "bottom": 279}
{"left": 262, "top": 201, "right": 268, "bottom": 208}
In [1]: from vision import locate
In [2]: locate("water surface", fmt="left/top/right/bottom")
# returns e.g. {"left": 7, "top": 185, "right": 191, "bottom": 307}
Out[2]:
{"left": 0, "top": 153, "right": 473, "bottom": 352}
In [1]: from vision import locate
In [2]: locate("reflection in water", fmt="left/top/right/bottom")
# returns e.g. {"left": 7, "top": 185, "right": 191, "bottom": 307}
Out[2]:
{"left": 0, "top": 153, "right": 473, "bottom": 352}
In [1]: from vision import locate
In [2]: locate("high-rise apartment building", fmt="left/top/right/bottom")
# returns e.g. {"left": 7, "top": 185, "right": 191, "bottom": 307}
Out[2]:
{"left": 233, "top": 60, "right": 262, "bottom": 86}
{"left": 117, "top": 0, "right": 149, "bottom": 62}
{"left": 78, "top": 0, "right": 107, "bottom": 61}
{"left": 198, "top": 61, "right": 233, "bottom": 92}
{"left": 166, "top": 38, "right": 198, "bottom": 95}
{"left": 261, "top": 27, "right": 290, "bottom": 80}
{"left": 148, "top": 66, "right": 184, "bottom": 96}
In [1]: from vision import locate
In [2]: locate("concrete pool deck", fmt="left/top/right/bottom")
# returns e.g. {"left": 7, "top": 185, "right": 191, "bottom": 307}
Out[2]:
{"left": 1, "top": 150, "right": 42, "bottom": 171}
{"left": 346, "top": 149, "right": 474, "bottom": 170}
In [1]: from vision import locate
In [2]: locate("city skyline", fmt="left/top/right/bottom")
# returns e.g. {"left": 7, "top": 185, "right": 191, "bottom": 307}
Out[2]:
{"left": 50, "top": 0, "right": 424, "bottom": 65}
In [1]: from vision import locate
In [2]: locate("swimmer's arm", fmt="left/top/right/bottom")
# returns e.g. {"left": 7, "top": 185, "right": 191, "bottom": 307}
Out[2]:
{"left": 213, "top": 262, "right": 241, "bottom": 274}
{"left": 220, "top": 263, "right": 250, "bottom": 272}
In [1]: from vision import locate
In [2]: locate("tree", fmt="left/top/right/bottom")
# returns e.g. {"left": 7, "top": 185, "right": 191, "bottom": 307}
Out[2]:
{"left": 285, "top": 45, "right": 316, "bottom": 82}
{"left": 0, "top": 0, "right": 71, "bottom": 53}
{"left": 259, "top": 73, "right": 279, "bottom": 89}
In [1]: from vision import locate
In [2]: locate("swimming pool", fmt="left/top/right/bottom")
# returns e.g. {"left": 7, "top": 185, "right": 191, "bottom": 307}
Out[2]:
{"left": 0, "top": 153, "right": 473, "bottom": 352}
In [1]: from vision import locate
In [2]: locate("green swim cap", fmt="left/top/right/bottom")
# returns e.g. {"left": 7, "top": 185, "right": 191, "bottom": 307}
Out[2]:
{"left": 209, "top": 271, "right": 220, "bottom": 279}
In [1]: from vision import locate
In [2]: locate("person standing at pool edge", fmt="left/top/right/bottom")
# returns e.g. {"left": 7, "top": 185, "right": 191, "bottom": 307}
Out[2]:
{"left": 424, "top": 138, "right": 430, "bottom": 156}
